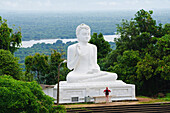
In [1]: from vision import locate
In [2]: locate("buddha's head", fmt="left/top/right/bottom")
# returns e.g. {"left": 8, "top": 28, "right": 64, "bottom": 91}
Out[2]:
{"left": 76, "top": 23, "right": 91, "bottom": 43}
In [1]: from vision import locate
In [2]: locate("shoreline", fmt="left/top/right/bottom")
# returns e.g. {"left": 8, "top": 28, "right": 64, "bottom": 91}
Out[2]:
{"left": 21, "top": 35, "right": 119, "bottom": 48}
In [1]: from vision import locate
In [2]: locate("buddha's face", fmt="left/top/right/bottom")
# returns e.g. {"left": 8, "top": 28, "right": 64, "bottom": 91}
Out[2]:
{"left": 77, "top": 29, "right": 91, "bottom": 43}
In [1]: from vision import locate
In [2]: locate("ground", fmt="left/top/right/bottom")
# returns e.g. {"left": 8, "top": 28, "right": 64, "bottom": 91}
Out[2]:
{"left": 63, "top": 97, "right": 170, "bottom": 108}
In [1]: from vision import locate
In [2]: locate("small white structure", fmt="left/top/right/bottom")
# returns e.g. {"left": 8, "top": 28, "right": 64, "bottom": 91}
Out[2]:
{"left": 43, "top": 24, "right": 136, "bottom": 103}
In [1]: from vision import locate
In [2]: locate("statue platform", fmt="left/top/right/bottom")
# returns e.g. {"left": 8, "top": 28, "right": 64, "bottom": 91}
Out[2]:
{"left": 43, "top": 24, "right": 136, "bottom": 103}
{"left": 46, "top": 80, "right": 136, "bottom": 103}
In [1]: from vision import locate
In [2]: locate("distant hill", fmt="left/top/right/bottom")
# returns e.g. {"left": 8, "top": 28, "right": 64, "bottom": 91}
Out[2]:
{"left": 1, "top": 9, "right": 170, "bottom": 41}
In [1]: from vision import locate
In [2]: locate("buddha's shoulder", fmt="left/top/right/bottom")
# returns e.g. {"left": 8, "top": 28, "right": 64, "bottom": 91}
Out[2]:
{"left": 88, "top": 43, "right": 97, "bottom": 48}
{"left": 68, "top": 43, "right": 97, "bottom": 49}
{"left": 68, "top": 43, "right": 77, "bottom": 49}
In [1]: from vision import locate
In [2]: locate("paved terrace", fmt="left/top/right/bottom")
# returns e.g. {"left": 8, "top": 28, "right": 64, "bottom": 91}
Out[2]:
{"left": 63, "top": 97, "right": 170, "bottom": 113}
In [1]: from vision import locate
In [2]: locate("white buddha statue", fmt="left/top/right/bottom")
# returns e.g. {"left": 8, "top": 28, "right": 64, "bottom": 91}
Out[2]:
{"left": 67, "top": 24, "right": 117, "bottom": 83}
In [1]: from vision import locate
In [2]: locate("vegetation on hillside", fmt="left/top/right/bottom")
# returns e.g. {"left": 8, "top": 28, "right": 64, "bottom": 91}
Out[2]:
{"left": 1, "top": 10, "right": 169, "bottom": 41}
{"left": 0, "top": 16, "right": 66, "bottom": 112}
{"left": 89, "top": 33, "right": 112, "bottom": 60}
{"left": 0, "top": 75, "right": 66, "bottom": 113}
{"left": 7, "top": 9, "right": 170, "bottom": 96}
{"left": 25, "top": 50, "right": 69, "bottom": 84}
{"left": 0, "top": 9, "right": 169, "bottom": 113}
{"left": 14, "top": 40, "right": 116, "bottom": 70}
{"left": 1, "top": 11, "right": 134, "bottom": 41}
{"left": 0, "top": 49, "right": 23, "bottom": 80}
{"left": 14, "top": 40, "right": 77, "bottom": 66}
{"left": 0, "top": 16, "right": 22, "bottom": 54}
{"left": 103, "top": 9, "right": 170, "bottom": 96}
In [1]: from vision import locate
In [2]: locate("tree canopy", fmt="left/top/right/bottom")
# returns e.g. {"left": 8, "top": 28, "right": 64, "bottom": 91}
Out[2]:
{"left": 89, "top": 33, "right": 111, "bottom": 60}
{"left": 0, "top": 49, "right": 23, "bottom": 80}
{"left": 0, "top": 75, "right": 63, "bottom": 113}
{"left": 25, "top": 50, "right": 68, "bottom": 84}
{"left": 104, "top": 9, "right": 170, "bottom": 96}
{"left": 0, "top": 16, "right": 22, "bottom": 54}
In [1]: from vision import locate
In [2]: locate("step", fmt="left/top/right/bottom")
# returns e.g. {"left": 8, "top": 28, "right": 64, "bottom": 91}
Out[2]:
{"left": 66, "top": 103, "right": 170, "bottom": 113}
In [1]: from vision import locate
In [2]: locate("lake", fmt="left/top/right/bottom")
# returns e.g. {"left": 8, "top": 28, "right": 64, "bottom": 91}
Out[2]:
{"left": 21, "top": 35, "right": 119, "bottom": 48}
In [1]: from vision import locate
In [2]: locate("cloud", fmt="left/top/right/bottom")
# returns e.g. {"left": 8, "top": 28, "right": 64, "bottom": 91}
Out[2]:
{"left": 0, "top": 0, "right": 169, "bottom": 12}
{"left": 97, "top": 1, "right": 117, "bottom": 6}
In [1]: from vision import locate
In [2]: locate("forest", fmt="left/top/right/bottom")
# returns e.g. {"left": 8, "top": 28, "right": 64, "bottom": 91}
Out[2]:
{"left": 1, "top": 9, "right": 170, "bottom": 41}
{"left": 0, "top": 9, "right": 170, "bottom": 112}
{"left": 14, "top": 39, "right": 116, "bottom": 69}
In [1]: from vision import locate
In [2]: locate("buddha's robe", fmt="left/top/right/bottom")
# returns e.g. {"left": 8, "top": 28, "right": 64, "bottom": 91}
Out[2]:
{"left": 67, "top": 43, "right": 117, "bottom": 83}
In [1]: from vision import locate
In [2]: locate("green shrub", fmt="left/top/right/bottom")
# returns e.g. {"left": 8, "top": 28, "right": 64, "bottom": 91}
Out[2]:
{"left": 166, "top": 93, "right": 170, "bottom": 98}
{"left": 0, "top": 49, "right": 23, "bottom": 80}
{"left": 159, "top": 93, "right": 170, "bottom": 101}
{"left": 55, "top": 105, "right": 66, "bottom": 113}
{"left": 0, "top": 75, "right": 64, "bottom": 113}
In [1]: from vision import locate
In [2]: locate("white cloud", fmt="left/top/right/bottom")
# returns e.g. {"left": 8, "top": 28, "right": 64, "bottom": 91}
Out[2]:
{"left": 0, "top": 0, "right": 169, "bottom": 12}
{"left": 97, "top": 1, "right": 117, "bottom": 6}
{"left": 110, "top": 2, "right": 117, "bottom": 6}
{"left": 97, "top": 2, "right": 108, "bottom": 6}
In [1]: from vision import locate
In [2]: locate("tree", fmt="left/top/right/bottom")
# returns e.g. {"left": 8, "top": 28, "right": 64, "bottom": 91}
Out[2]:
{"left": 109, "top": 50, "right": 141, "bottom": 84}
{"left": 25, "top": 53, "right": 50, "bottom": 83}
{"left": 25, "top": 50, "right": 67, "bottom": 84}
{"left": 45, "top": 50, "right": 64, "bottom": 85}
{"left": 115, "top": 9, "right": 167, "bottom": 55}
{"left": 136, "top": 35, "right": 170, "bottom": 95}
{"left": 0, "top": 49, "right": 23, "bottom": 80}
{"left": 0, "top": 75, "right": 65, "bottom": 113}
{"left": 0, "top": 16, "right": 22, "bottom": 54}
{"left": 89, "top": 33, "right": 111, "bottom": 60}
{"left": 163, "top": 23, "right": 170, "bottom": 35}
{"left": 104, "top": 9, "right": 170, "bottom": 96}
{"left": 154, "top": 34, "right": 170, "bottom": 58}
{"left": 25, "top": 55, "right": 34, "bottom": 81}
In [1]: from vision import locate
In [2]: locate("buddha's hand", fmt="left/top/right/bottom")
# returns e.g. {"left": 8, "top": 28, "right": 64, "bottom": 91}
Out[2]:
{"left": 76, "top": 44, "right": 82, "bottom": 56}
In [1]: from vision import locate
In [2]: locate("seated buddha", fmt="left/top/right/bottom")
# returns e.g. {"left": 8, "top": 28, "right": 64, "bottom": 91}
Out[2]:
{"left": 66, "top": 24, "right": 117, "bottom": 83}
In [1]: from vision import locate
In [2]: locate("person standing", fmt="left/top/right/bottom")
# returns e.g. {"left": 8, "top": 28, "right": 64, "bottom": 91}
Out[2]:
{"left": 104, "top": 87, "right": 111, "bottom": 103}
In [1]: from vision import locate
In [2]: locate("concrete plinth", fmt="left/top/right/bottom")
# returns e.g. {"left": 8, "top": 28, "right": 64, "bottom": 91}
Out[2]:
{"left": 93, "top": 96, "right": 112, "bottom": 103}
{"left": 44, "top": 80, "right": 136, "bottom": 103}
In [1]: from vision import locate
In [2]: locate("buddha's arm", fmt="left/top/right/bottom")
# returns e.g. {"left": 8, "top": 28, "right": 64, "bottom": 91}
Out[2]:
{"left": 87, "top": 45, "right": 100, "bottom": 74}
{"left": 67, "top": 45, "right": 80, "bottom": 70}
{"left": 93, "top": 45, "right": 100, "bottom": 71}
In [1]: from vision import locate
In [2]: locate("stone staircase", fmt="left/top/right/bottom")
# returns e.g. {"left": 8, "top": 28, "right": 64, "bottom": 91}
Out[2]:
{"left": 66, "top": 103, "right": 170, "bottom": 113}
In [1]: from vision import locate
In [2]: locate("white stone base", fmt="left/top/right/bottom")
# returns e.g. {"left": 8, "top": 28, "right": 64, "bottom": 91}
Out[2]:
{"left": 93, "top": 96, "right": 112, "bottom": 103}
{"left": 44, "top": 80, "right": 136, "bottom": 103}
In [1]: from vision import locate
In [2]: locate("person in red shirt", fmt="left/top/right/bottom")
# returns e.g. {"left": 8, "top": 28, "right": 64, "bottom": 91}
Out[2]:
{"left": 104, "top": 87, "right": 111, "bottom": 103}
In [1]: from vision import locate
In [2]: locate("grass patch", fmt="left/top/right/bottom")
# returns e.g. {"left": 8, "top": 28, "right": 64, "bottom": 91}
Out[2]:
{"left": 80, "top": 107, "right": 92, "bottom": 111}
{"left": 159, "top": 93, "right": 170, "bottom": 101}
{"left": 68, "top": 107, "right": 92, "bottom": 112}
{"left": 139, "top": 99, "right": 165, "bottom": 104}
{"left": 137, "top": 96, "right": 150, "bottom": 98}
{"left": 139, "top": 93, "right": 170, "bottom": 104}
{"left": 159, "top": 98, "right": 170, "bottom": 101}
{"left": 55, "top": 105, "right": 66, "bottom": 113}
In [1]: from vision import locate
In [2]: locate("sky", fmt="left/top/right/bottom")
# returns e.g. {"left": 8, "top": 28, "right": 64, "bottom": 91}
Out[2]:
{"left": 0, "top": 0, "right": 170, "bottom": 12}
